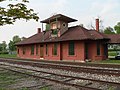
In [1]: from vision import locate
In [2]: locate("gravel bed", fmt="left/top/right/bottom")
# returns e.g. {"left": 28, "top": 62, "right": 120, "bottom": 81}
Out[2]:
{"left": 1, "top": 62, "right": 120, "bottom": 83}
{"left": 0, "top": 62, "right": 120, "bottom": 84}
{"left": 18, "top": 64, "right": 120, "bottom": 83}
{"left": 35, "top": 62, "right": 120, "bottom": 70}
{"left": 0, "top": 67, "right": 79, "bottom": 90}
{"left": 18, "top": 60, "right": 120, "bottom": 70}
{"left": 1, "top": 59, "right": 120, "bottom": 70}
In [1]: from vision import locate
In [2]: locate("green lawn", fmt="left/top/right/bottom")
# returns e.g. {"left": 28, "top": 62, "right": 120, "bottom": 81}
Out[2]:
{"left": 108, "top": 51, "right": 118, "bottom": 56}
{"left": 91, "top": 59, "right": 120, "bottom": 64}
{"left": 0, "top": 69, "right": 51, "bottom": 90}
{"left": 0, "top": 70, "right": 25, "bottom": 89}
{"left": 100, "top": 59, "right": 120, "bottom": 64}
{"left": 0, "top": 54, "right": 17, "bottom": 58}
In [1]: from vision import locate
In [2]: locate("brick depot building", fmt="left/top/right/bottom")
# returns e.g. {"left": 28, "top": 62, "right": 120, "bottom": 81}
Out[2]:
{"left": 16, "top": 14, "right": 120, "bottom": 62}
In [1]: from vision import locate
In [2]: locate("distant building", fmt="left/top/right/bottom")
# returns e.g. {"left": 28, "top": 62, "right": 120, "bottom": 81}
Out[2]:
{"left": 16, "top": 14, "right": 120, "bottom": 62}
{"left": 108, "top": 44, "right": 120, "bottom": 50}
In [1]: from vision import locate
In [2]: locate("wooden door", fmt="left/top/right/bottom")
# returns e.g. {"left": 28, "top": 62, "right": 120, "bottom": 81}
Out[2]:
{"left": 40, "top": 45, "right": 44, "bottom": 58}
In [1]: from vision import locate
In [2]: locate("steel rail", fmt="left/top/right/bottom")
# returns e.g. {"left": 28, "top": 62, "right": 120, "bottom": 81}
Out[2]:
{"left": 0, "top": 65, "right": 100, "bottom": 90}
{"left": 0, "top": 57, "right": 120, "bottom": 68}
{"left": 0, "top": 63, "right": 120, "bottom": 86}
{"left": 0, "top": 59, "right": 120, "bottom": 76}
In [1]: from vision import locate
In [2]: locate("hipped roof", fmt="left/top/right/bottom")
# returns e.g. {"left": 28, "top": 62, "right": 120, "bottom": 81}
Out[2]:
{"left": 16, "top": 26, "right": 110, "bottom": 46}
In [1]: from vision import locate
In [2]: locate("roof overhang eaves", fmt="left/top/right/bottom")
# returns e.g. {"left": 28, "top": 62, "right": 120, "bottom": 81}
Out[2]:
{"left": 41, "top": 14, "right": 77, "bottom": 23}
{"left": 16, "top": 37, "right": 110, "bottom": 46}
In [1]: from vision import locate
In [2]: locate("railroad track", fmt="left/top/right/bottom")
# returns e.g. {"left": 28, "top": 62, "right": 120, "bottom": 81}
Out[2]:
{"left": 0, "top": 58, "right": 120, "bottom": 76}
{"left": 0, "top": 58, "right": 120, "bottom": 89}
{"left": 0, "top": 57, "right": 120, "bottom": 69}
{"left": 0, "top": 64, "right": 99, "bottom": 90}
{"left": 0, "top": 63, "right": 119, "bottom": 90}
{"left": 0, "top": 57, "right": 120, "bottom": 68}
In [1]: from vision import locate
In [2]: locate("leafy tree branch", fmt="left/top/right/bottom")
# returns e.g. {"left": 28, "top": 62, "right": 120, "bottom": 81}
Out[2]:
{"left": 0, "top": 0, "right": 39, "bottom": 26}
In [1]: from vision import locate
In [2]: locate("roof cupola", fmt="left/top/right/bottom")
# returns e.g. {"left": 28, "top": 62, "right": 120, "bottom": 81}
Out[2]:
{"left": 41, "top": 14, "right": 77, "bottom": 37}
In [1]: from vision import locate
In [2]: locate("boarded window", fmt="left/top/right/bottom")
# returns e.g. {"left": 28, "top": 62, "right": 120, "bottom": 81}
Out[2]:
{"left": 97, "top": 43, "right": 100, "bottom": 55}
{"left": 36, "top": 45, "right": 38, "bottom": 55}
{"left": 69, "top": 42, "right": 75, "bottom": 55}
{"left": 22, "top": 47, "right": 26, "bottom": 55}
{"left": 46, "top": 44, "right": 48, "bottom": 55}
{"left": 53, "top": 43, "right": 57, "bottom": 55}
{"left": 31, "top": 45, "right": 34, "bottom": 55}
{"left": 85, "top": 43, "right": 88, "bottom": 59}
{"left": 104, "top": 44, "right": 108, "bottom": 56}
{"left": 17, "top": 49, "right": 19, "bottom": 54}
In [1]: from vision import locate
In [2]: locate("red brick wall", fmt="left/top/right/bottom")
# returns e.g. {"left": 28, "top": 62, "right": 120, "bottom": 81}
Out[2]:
{"left": 61, "top": 41, "right": 85, "bottom": 61}
{"left": 17, "top": 41, "right": 108, "bottom": 61}
{"left": 17, "top": 43, "right": 61, "bottom": 60}
{"left": 17, "top": 44, "right": 40, "bottom": 59}
{"left": 87, "top": 41, "right": 108, "bottom": 61}
{"left": 44, "top": 43, "right": 61, "bottom": 60}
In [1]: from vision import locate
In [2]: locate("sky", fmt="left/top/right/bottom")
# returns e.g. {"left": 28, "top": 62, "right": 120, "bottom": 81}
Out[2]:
{"left": 0, "top": 0, "right": 120, "bottom": 43}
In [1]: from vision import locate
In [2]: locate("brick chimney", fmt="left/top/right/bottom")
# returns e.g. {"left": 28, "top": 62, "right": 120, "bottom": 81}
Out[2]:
{"left": 37, "top": 28, "right": 41, "bottom": 33}
{"left": 96, "top": 19, "right": 99, "bottom": 32}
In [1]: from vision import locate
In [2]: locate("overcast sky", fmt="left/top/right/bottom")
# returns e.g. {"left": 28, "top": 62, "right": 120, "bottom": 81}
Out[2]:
{"left": 0, "top": 0, "right": 120, "bottom": 43}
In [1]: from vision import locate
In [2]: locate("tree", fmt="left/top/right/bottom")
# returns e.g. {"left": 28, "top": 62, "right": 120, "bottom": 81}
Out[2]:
{"left": 0, "top": 44, "right": 2, "bottom": 52}
{"left": 8, "top": 40, "right": 15, "bottom": 52}
{"left": 8, "top": 35, "right": 21, "bottom": 52}
{"left": 114, "top": 22, "right": 120, "bottom": 34}
{"left": 1, "top": 41, "right": 7, "bottom": 52}
{"left": 104, "top": 27, "right": 115, "bottom": 34}
{"left": 13, "top": 35, "right": 21, "bottom": 43}
{"left": 0, "top": 41, "right": 7, "bottom": 53}
{"left": 0, "top": 0, "right": 39, "bottom": 26}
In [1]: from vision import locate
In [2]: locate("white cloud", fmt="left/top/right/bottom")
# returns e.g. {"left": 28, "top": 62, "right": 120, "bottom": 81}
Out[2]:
{"left": 78, "top": 0, "right": 120, "bottom": 28}
{"left": 0, "top": 0, "right": 120, "bottom": 43}
{"left": 45, "top": 0, "right": 67, "bottom": 15}
{"left": 29, "top": 0, "right": 67, "bottom": 17}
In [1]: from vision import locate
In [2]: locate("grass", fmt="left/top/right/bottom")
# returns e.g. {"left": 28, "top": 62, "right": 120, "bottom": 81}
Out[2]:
{"left": 0, "top": 70, "right": 25, "bottom": 89}
{"left": 100, "top": 59, "right": 120, "bottom": 64}
{"left": 91, "top": 59, "right": 120, "bottom": 64}
{"left": 40, "top": 87, "right": 50, "bottom": 90}
{"left": 20, "top": 88, "right": 29, "bottom": 90}
{"left": 0, "top": 69, "right": 51, "bottom": 90}
{"left": 108, "top": 51, "right": 118, "bottom": 56}
{"left": 0, "top": 54, "right": 17, "bottom": 58}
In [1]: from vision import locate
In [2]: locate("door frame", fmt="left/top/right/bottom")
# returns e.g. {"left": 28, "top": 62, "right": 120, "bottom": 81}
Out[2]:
{"left": 40, "top": 45, "right": 44, "bottom": 58}
{"left": 60, "top": 43, "right": 63, "bottom": 60}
